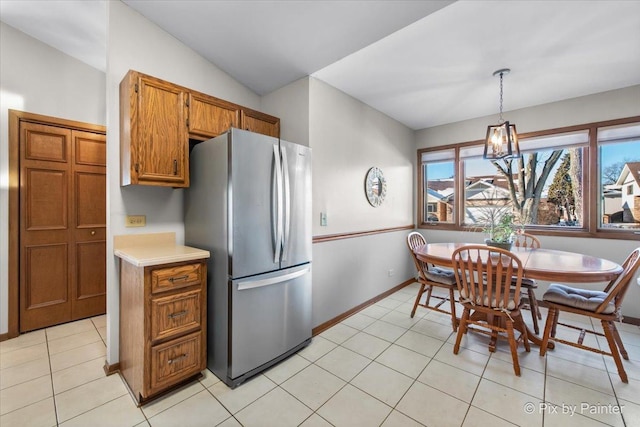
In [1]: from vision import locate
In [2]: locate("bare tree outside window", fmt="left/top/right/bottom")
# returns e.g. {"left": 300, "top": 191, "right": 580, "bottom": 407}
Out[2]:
{"left": 490, "top": 150, "right": 563, "bottom": 225}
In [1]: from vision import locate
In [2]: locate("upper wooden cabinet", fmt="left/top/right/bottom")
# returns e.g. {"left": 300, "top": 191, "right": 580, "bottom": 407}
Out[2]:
{"left": 121, "top": 70, "right": 281, "bottom": 187}
{"left": 188, "top": 93, "right": 240, "bottom": 141}
{"left": 241, "top": 108, "right": 280, "bottom": 138}
{"left": 120, "top": 71, "right": 189, "bottom": 187}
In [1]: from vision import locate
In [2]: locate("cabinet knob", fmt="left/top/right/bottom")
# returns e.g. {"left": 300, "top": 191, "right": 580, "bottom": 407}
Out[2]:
{"left": 91, "top": 230, "right": 96, "bottom": 236}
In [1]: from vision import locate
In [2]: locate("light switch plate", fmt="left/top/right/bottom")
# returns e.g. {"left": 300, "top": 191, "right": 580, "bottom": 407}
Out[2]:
{"left": 126, "top": 215, "right": 146, "bottom": 227}
{"left": 320, "top": 212, "right": 327, "bottom": 226}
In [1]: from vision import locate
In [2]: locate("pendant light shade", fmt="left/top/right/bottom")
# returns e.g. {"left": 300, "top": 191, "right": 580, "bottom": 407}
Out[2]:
{"left": 484, "top": 69, "right": 520, "bottom": 160}
{"left": 485, "top": 121, "right": 519, "bottom": 159}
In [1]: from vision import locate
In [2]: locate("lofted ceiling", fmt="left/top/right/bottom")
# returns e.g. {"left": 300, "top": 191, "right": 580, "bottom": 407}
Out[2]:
{"left": 1, "top": 0, "right": 639, "bottom": 130}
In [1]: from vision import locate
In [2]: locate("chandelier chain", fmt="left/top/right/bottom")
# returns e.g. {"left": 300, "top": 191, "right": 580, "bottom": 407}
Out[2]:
{"left": 498, "top": 71, "right": 504, "bottom": 124}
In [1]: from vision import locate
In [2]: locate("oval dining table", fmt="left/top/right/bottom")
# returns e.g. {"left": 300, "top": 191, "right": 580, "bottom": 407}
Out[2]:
{"left": 414, "top": 242, "right": 624, "bottom": 349}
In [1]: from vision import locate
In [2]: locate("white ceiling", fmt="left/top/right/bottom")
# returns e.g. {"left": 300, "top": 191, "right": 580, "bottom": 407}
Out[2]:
{"left": 1, "top": 0, "right": 639, "bottom": 130}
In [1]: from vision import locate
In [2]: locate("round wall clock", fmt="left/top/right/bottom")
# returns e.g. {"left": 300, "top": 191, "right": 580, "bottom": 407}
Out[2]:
{"left": 365, "top": 167, "right": 387, "bottom": 207}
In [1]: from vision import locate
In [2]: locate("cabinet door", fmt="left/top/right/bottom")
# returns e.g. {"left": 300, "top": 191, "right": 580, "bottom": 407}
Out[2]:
{"left": 240, "top": 108, "right": 280, "bottom": 138}
{"left": 188, "top": 93, "right": 239, "bottom": 139}
{"left": 136, "top": 75, "right": 189, "bottom": 186}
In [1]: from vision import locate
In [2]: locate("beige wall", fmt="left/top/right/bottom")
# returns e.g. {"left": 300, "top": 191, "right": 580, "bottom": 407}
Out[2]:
{"left": 261, "top": 77, "right": 310, "bottom": 146}
{"left": 307, "top": 78, "right": 416, "bottom": 326}
{"left": 0, "top": 22, "right": 106, "bottom": 334}
{"left": 416, "top": 85, "right": 640, "bottom": 318}
{"left": 416, "top": 85, "right": 640, "bottom": 148}
{"left": 310, "top": 78, "right": 414, "bottom": 236}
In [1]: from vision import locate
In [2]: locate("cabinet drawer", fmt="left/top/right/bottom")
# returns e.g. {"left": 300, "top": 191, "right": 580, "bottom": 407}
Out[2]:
{"left": 150, "top": 289, "right": 201, "bottom": 342}
{"left": 151, "top": 263, "right": 202, "bottom": 294}
{"left": 150, "top": 331, "right": 202, "bottom": 394}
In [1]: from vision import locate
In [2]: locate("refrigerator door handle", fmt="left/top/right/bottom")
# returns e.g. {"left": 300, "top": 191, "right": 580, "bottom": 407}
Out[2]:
{"left": 272, "top": 145, "right": 283, "bottom": 263}
{"left": 281, "top": 146, "right": 291, "bottom": 261}
{"left": 237, "top": 267, "right": 310, "bottom": 291}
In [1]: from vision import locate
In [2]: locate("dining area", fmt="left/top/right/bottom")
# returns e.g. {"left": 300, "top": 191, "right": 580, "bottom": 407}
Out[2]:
{"left": 407, "top": 231, "right": 640, "bottom": 383}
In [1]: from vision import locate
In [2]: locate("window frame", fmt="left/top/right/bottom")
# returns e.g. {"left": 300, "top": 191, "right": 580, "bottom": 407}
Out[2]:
{"left": 417, "top": 115, "right": 640, "bottom": 241}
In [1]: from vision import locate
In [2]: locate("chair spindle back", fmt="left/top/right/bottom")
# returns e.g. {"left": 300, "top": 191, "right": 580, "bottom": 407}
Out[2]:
{"left": 598, "top": 248, "right": 640, "bottom": 316}
{"left": 452, "top": 245, "right": 523, "bottom": 310}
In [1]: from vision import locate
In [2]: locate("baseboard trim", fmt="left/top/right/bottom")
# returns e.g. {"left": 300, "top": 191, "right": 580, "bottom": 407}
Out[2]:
{"left": 103, "top": 361, "right": 120, "bottom": 376}
{"left": 622, "top": 315, "right": 640, "bottom": 326}
{"left": 0, "top": 330, "right": 20, "bottom": 342}
{"left": 312, "top": 278, "right": 415, "bottom": 336}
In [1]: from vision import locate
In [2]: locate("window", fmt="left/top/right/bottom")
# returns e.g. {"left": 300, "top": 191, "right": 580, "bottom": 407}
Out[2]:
{"left": 462, "top": 131, "right": 587, "bottom": 229}
{"left": 421, "top": 149, "right": 455, "bottom": 224}
{"left": 598, "top": 122, "right": 640, "bottom": 230}
{"left": 418, "top": 116, "right": 640, "bottom": 240}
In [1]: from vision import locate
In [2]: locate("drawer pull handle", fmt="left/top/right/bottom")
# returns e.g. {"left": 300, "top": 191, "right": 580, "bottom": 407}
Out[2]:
{"left": 169, "top": 275, "right": 189, "bottom": 283}
{"left": 168, "top": 310, "right": 188, "bottom": 319}
{"left": 168, "top": 353, "right": 188, "bottom": 365}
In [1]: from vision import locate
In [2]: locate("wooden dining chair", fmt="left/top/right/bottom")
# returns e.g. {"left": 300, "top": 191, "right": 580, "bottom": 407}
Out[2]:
{"left": 512, "top": 232, "right": 543, "bottom": 334}
{"left": 540, "top": 248, "right": 640, "bottom": 383}
{"left": 406, "top": 232, "right": 458, "bottom": 331}
{"left": 452, "top": 245, "right": 530, "bottom": 376}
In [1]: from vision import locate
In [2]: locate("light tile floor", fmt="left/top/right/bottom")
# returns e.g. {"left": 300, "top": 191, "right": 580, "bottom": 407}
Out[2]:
{"left": 2, "top": 283, "right": 640, "bottom": 426}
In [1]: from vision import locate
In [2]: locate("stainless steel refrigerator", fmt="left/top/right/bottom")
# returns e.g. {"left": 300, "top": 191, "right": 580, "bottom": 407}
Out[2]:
{"left": 184, "top": 128, "right": 312, "bottom": 388}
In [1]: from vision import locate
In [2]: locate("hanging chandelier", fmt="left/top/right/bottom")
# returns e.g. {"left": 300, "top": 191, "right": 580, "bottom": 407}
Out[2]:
{"left": 483, "top": 68, "right": 520, "bottom": 160}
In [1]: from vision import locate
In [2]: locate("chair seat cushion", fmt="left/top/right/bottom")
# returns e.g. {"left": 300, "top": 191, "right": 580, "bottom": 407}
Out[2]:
{"left": 513, "top": 277, "right": 537, "bottom": 288}
{"left": 459, "top": 289, "right": 517, "bottom": 310}
{"left": 425, "top": 267, "right": 456, "bottom": 286}
{"left": 543, "top": 283, "right": 615, "bottom": 314}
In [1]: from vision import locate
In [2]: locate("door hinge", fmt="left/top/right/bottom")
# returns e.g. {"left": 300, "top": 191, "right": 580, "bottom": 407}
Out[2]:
{"left": 185, "top": 98, "right": 190, "bottom": 107}
{"left": 134, "top": 83, "right": 139, "bottom": 93}
{"left": 134, "top": 163, "right": 139, "bottom": 173}
{"left": 186, "top": 118, "right": 190, "bottom": 127}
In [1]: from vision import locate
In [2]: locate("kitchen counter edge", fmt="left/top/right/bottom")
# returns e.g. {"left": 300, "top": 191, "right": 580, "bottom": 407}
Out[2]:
{"left": 114, "top": 245, "right": 210, "bottom": 267}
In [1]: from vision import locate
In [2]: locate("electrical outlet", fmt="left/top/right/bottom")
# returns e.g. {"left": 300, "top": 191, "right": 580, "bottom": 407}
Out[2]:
{"left": 388, "top": 269, "right": 394, "bottom": 277}
{"left": 126, "top": 215, "right": 146, "bottom": 227}
{"left": 320, "top": 212, "right": 327, "bottom": 226}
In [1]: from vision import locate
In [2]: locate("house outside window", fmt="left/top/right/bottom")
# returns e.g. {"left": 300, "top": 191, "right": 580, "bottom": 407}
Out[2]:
{"left": 421, "top": 149, "right": 455, "bottom": 224}
{"left": 599, "top": 122, "right": 640, "bottom": 229}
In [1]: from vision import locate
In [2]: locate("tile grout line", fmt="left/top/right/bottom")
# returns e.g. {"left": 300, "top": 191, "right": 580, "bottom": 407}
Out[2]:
{"left": 283, "top": 311, "right": 434, "bottom": 426}
{"left": 44, "top": 328, "right": 61, "bottom": 427}
{"left": 48, "top": 318, "right": 131, "bottom": 427}
{"left": 383, "top": 331, "right": 450, "bottom": 427}
{"left": 458, "top": 335, "right": 492, "bottom": 427}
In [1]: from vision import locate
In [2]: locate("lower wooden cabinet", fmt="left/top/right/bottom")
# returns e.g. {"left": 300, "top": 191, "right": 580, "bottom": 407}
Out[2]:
{"left": 119, "top": 258, "right": 207, "bottom": 404}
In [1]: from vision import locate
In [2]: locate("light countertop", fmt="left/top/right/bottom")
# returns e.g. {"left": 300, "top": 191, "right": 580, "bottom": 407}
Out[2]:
{"left": 114, "top": 232, "right": 210, "bottom": 267}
